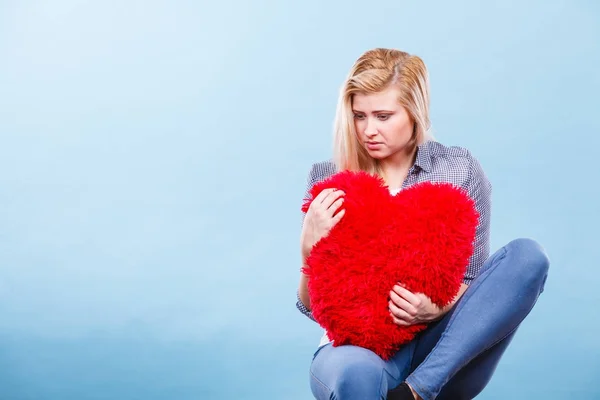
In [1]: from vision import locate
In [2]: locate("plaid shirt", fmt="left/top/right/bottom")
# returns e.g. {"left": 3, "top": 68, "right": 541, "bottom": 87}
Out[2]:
{"left": 296, "top": 139, "right": 492, "bottom": 322}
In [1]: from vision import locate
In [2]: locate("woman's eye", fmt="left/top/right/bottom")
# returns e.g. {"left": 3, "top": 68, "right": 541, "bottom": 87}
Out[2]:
{"left": 377, "top": 114, "right": 390, "bottom": 121}
{"left": 353, "top": 114, "right": 365, "bottom": 120}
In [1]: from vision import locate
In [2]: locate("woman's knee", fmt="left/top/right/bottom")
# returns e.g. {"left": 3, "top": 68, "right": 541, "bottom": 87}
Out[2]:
{"left": 334, "top": 359, "right": 384, "bottom": 397}
{"left": 505, "top": 238, "right": 550, "bottom": 285}
{"left": 310, "top": 345, "right": 387, "bottom": 399}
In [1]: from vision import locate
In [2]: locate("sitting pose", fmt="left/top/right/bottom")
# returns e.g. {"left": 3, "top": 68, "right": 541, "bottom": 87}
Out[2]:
{"left": 296, "top": 48, "right": 549, "bottom": 400}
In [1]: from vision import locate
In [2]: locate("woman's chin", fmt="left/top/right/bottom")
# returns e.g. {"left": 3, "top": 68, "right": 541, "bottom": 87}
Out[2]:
{"left": 365, "top": 148, "right": 388, "bottom": 159}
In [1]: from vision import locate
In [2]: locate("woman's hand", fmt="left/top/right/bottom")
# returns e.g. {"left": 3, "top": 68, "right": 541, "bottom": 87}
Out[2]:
{"left": 300, "top": 188, "right": 346, "bottom": 260}
{"left": 388, "top": 284, "right": 443, "bottom": 326}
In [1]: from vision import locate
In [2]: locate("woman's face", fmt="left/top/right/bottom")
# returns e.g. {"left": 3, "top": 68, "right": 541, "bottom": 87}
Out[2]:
{"left": 352, "top": 86, "right": 414, "bottom": 161}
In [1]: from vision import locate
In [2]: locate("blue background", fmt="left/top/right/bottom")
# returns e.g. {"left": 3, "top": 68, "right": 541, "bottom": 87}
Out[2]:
{"left": 1, "top": 1, "right": 599, "bottom": 399}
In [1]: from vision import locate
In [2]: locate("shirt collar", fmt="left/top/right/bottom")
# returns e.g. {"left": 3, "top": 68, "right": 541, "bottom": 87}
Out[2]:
{"left": 414, "top": 141, "right": 433, "bottom": 173}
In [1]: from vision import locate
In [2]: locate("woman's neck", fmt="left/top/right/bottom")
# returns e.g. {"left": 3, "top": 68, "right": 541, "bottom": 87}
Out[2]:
{"left": 379, "top": 145, "right": 418, "bottom": 189}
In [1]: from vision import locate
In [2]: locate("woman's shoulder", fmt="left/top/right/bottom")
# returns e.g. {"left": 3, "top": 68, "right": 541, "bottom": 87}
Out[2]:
{"left": 307, "top": 159, "right": 337, "bottom": 181}
{"left": 425, "top": 140, "right": 475, "bottom": 161}
{"left": 302, "top": 159, "right": 337, "bottom": 196}
{"left": 424, "top": 140, "right": 486, "bottom": 173}
{"left": 420, "top": 140, "right": 490, "bottom": 190}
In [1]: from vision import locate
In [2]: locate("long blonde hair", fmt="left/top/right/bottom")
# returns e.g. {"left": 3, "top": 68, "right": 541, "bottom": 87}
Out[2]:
{"left": 333, "top": 48, "right": 433, "bottom": 173}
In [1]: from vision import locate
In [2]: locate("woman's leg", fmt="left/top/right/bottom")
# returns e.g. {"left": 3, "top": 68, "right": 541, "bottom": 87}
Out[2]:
{"left": 435, "top": 330, "right": 517, "bottom": 399}
{"left": 401, "top": 238, "right": 550, "bottom": 400}
{"left": 310, "top": 339, "right": 416, "bottom": 400}
{"left": 399, "top": 305, "right": 519, "bottom": 399}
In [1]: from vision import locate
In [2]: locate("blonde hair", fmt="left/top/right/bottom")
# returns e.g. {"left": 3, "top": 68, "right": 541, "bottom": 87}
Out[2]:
{"left": 333, "top": 48, "right": 433, "bottom": 173}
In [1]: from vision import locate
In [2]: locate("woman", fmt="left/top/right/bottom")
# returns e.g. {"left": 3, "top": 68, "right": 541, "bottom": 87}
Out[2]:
{"left": 296, "top": 48, "right": 549, "bottom": 400}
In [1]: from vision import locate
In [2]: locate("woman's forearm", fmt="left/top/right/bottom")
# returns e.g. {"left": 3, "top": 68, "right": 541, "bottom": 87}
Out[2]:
{"left": 299, "top": 271, "right": 469, "bottom": 319}
{"left": 298, "top": 266, "right": 311, "bottom": 311}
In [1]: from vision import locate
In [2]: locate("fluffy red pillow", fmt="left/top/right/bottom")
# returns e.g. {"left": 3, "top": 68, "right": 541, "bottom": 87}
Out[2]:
{"left": 301, "top": 170, "right": 479, "bottom": 360}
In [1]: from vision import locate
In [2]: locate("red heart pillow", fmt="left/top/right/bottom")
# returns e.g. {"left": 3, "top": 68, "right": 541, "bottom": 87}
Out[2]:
{"left": 301, "top": 170, "right": 479, "bottom": 360}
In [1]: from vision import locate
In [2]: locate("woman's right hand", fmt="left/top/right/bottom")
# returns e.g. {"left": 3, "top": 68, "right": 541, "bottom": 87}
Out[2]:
{"left": 300, "top": 188, "right": 346, "bottom": 260}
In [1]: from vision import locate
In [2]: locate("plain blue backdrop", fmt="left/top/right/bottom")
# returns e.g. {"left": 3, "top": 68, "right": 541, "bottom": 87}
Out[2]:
{"left": 1, "top": 0, "right": 599, "bottom": 399}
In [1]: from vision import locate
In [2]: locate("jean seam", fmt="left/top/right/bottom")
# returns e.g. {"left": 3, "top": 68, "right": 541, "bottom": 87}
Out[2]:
{"left": 310, "top": 368, "right": 333, "bottom": 399}
{"left": 407, "top": 247, "right": 509, "bottom": 399}
{"left": 379, "top": 365, "right": 396, "bottom": 400}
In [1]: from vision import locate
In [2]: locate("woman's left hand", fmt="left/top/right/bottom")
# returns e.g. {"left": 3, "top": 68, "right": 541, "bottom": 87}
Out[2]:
{"left": 388, "top": 283, "right": 442, "bottom": 326}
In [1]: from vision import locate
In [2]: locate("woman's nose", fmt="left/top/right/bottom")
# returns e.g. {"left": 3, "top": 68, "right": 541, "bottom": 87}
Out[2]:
{"left": 365, "top": 118, "right": 377, "bottom": 137}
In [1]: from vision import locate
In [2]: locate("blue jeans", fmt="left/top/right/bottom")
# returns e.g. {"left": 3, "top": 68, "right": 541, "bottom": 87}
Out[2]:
{"left": 309, "top": 238, "right": 550, "bottom": 400}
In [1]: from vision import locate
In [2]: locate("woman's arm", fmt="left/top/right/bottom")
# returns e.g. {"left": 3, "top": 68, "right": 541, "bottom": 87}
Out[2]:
{"left": 295, "top": 162, "right": 343, "bottom": 321}
{"left": 297, "top": 262, "right": 312, "bottom": 312}
{"left": 389, "top": 283, "right": 469, "bottom": 325}
{"left": 462, "top": 156, "right": 492, "bottom": 284}
{"left": 389, "top": 154, "right": 492, "bottom": 325}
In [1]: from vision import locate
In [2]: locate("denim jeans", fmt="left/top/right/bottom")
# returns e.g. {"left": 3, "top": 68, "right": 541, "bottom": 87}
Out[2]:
{"left": 309, "top": 238, "right": 550, "bottom": 400}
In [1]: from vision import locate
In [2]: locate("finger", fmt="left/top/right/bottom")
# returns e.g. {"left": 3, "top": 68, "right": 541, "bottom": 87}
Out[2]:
{"left": 391, "top": 315, "right": 411, "bottom": 326}
{"left": 327, "top": 197, "right": 344, "bottom": 216}
{"left": 331, "top": 208, "right": 345, "bottom": 225}
{"left": 313, "top": 188, "right": 336, "bottom": 204}
{"left": 309, "top": 189, "right": 333, "bottom": 208}
{"left": 308, "top": 189, "right": 336, "bottom": 216}
{"left": 320, "top": 189, "right": 345, "bottom": 208}
{"left": 393, "top": 284, "right": 420, "bottom": 306}
{"left": 389, "top": 300, "right": 412, "bottom": 322}
{"left": 390, "top": 290, "right": 417, "bottom": 317}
